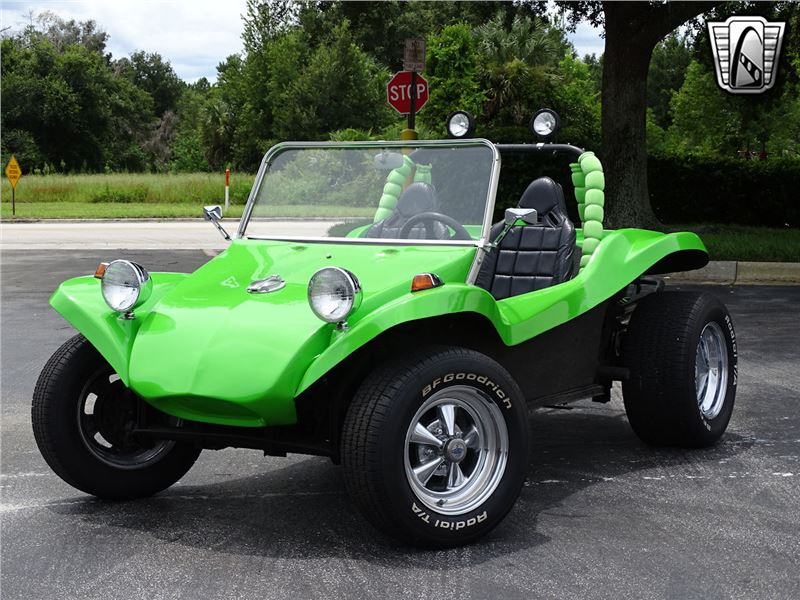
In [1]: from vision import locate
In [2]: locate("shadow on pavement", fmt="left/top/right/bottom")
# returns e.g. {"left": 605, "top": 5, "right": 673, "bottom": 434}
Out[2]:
{"left": 46, "top": 406, "right": 752, "bottom": 567}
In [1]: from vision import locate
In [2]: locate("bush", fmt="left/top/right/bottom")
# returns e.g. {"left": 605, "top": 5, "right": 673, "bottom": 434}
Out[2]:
{"left": 648, "top": 155, "right": 800, "bottom": 227}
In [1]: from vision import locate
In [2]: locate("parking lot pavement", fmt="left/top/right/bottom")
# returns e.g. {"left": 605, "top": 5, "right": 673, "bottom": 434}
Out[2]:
{"left": 0, "top": 220, "right": 338, "bottom": 250}
{"left": 2, "top": 250, "right": 799, "bottom": 600}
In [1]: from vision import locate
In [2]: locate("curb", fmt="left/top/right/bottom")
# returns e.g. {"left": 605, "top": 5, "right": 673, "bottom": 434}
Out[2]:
{"left": 666, "top": 261, "right": 800, "bottom": 285}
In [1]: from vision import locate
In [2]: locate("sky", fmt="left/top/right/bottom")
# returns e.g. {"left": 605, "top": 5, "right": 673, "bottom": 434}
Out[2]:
{"left": 0, "top": 1, "right": 605, "bottom": 82}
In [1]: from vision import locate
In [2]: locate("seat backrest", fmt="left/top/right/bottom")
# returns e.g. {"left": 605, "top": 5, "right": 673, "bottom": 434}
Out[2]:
{"left": 518, "top": 176, "right": 569, "bottom": 225}
{"left": 476, "top": 177, "right": 578, "bottom": 299}
{"left": 366, "top": 182, "right": 445, "bottom": 239}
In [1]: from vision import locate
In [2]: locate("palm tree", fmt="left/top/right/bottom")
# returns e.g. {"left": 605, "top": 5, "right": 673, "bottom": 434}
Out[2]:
{"left": 475, "top": 14, "right": 560, "bottom": 123}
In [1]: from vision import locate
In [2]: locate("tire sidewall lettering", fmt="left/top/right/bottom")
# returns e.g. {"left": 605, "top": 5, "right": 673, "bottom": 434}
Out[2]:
{"left": 398, "top": 359, "right": 526, "bottom": 536}
{"left": 421, "top": 371, "right": 512, "bottom": 410}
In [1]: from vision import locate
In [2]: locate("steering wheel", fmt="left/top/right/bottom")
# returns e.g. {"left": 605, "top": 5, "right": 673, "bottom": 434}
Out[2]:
{"left": 399, "top": 212, "right": 473, "bottom": 241}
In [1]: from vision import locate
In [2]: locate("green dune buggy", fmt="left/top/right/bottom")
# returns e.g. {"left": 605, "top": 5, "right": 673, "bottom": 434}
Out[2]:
{"left": 33, "top": 110, "right": 737, "bottom": 547}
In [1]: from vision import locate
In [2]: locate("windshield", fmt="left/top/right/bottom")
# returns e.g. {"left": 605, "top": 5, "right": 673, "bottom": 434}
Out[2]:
{"left": 239, "top": 140, "right": 498, "bottom": 244}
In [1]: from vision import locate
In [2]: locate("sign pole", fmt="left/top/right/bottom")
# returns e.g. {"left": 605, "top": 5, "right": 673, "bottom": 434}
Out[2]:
{"left": 225, "top": 168, "right": 230, "bottom": 213}
{"left": 5, "top": 155, "right": 22, "bottom": 216}
{"left": 409, "top": 71, "right": 417, "bottom": 131}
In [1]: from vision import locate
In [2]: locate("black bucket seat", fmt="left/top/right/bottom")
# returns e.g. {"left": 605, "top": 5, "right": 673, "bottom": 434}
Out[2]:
{"left": 366, "top": 182, "right": 446, "bottom": 240}
{"left": 476, "top": 177, "right": 578, "bottom": 299}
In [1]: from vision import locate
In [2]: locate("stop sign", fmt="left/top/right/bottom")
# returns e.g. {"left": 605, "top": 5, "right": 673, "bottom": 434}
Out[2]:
{"left": 386, "top": 71, "right": 429, "bottom": 114}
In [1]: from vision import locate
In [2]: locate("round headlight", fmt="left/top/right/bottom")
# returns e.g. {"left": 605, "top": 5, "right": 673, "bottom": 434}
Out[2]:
{"left": 530, "top": 108, "right": 561, "bottom": 141}
{"left": 101, "top": 260, "right": 152, "bottom": 314}
{"left": 308, "top": 267, "right": 362, "bottom": 324}
{"left": 446, "top": 110, "right": 476, "bottom": 139}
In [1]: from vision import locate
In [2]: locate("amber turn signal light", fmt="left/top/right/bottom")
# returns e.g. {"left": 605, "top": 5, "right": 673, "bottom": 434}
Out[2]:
{"left": 411, "top": 273, "right": 443, "bottom": 292}
{"left": 94, "top": 262, "right": 109, "bottom": 279}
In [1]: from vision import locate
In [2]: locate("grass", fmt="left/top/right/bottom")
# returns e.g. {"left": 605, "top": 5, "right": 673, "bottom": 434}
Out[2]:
{"left": 1, "top": 172, "right": 255, "bottom": 205}
{"left": 1, "top": 174, "right": 798, "bottom": 262}
{"left": 676, "top": 224, "right": 800, "bottom": 263}
{"left": 0, "top": 202, "right": 376, "bottom": 219}
{"left": 0, "top": 172, "right": 373, "bottom": 219}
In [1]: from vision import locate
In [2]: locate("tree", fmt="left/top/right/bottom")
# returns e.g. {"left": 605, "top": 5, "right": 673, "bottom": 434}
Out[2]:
{"left": 475, "top": 13, "right": 561, "bottom": 124}
{"left": 23, "top": 11, "right": 108, "bottom": 54}
{"left": 299, "top": 1, "right": 541, "bottom": 71}
{"left": 550, "top": 54, "right": 601, "bottom": 149}
{"left": 667, "top": 61, "right": 740, "bottom": 155}
{"left": 421, "top": 24, "right": 484, "bottom": 135}
{"left": 1, "top": 32, "right": 153, "bottom": 172}
{"left": 116, "top": 51, "right": 183, "bottom": 117}
{"left": 269, "top": 22, "right": 391, "bottom": 140}
{"left": 558, "top": 1, "right": 719, "bottom": 228}
{"left": 647, "top": 32, "right": 692, "bottom": 128}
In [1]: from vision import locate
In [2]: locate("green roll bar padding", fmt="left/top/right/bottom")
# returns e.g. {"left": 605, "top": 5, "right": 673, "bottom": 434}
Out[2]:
{"left": 575, "top": 151, "right": 605, "bottom": 271}
{"left": 374, "top": 155, "right": 415, "bottom": 222}
{"left": 413, "top": 163, "right": 433, "bottom": 184}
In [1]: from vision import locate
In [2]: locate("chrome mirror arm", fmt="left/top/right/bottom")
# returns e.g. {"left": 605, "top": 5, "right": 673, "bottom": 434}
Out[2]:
{"left": 493, "top": 208, "right": 538, "bottom": 245}
{"left": 203, "top": 205, "right": 231, "bottom": 241}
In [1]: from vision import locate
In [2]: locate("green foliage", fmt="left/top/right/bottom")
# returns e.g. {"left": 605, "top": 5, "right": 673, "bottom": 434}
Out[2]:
{"left": 549, "top": 54, "right": 601, "bottom": 149}
{"left": 2, "top": 0, "right": 798, "bottom": 239}
{"left": 421, "top": 25, "right": 484, "bottom": 136}
{"left": 2, "top": 172, "right": 253, "bottom": 205}
{"left": 647, "top": 33, "right": 692, "bottom": 128}
{"left": 648, "top": 154, "right": 800, "bottom": 227}
{"left": 475, "top": 13, "right": 562, "bottom": 124}
{"left": 115, "top": 51, "right": 183, "bottom": 117}
{"left": 269, "top": 22, "right": 392, "bottom": 140}
{"left": 666, "top": 61, "right": 744, "bottom": 156}
{"left": 1, "top": 129, "right": 43, "bottom": 171}
{"left": 1, "top": 19, "right": 157, "bottom": 172}
{"left": 170, "top": 129, "right": 210, "bottom": 172}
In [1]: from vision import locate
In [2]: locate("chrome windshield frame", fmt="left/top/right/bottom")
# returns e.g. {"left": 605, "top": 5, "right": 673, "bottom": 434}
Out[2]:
{"left": 236, "top": 139, "right": 502, "bottom": 255}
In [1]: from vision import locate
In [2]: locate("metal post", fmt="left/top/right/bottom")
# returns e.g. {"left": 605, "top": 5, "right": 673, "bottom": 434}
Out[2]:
{"left": 224, "top": 168, "right": 230, "bottom": 213}
{"left": 12, "top": 187, "right": 15, "bottom": 216}
{"left": 408, "top": 71, "right": 417, "bottom": 131}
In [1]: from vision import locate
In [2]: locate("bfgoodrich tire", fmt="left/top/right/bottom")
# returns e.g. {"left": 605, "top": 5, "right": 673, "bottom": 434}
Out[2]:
{"left": 341, "top": 347, "right": 529, "bottom": 547}
{"left": 32, "top": 334, "right": 201, "bottom": 499}
{"left": 622, "top": 291, "right": 738, "bottom": 447}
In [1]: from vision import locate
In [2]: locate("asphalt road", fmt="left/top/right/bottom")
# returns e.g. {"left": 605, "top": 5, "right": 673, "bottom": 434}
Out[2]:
{"left": 1, "top": 250, "right": 799, "bottom": 600}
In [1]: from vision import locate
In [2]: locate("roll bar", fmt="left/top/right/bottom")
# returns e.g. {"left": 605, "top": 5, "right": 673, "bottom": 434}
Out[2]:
{"left": 495, "top": 143, "right": 584, "bottom": 161}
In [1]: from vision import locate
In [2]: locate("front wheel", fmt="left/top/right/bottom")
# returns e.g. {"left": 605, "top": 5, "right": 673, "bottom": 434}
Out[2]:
{"left": 32, "top": 334, "right": 201, "bottom": 499}
{"left": 622, "top": 291, "right": 738, "bottom": 447}
{"left": 341, "top": 347, "right": 529, "bottom": 547}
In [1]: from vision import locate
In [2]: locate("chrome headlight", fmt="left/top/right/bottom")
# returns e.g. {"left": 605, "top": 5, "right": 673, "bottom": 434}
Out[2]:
{"left": 446, "top": 110, "right": 476, "bottom": 139}
{"left": 530, "top": 108, "right": 561, "bottom": 141}
{"left": 308, "top": 267, "right": 362, "bottom": 324}
{"left": 101, "top": 260, "right": 153, "bottom": 315}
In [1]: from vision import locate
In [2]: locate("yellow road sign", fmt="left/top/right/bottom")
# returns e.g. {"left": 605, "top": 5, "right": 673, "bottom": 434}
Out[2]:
{"left": 5, "top": 155, "right": 22, "bottom": 189}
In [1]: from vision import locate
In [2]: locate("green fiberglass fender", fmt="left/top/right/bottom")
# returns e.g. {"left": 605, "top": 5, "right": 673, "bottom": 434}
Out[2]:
{"left": 49, "top": 272, "right": 189, "bottom": 385}
{"left": 295, "top": 228, "right": 707, "bottom": 394}
{"left": 101, "top": 240, "right": 477, "bottom": 428}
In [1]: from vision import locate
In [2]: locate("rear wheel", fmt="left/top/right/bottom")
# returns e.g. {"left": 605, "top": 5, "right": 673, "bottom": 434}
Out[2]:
{"left": 341, "top": 347, "right": 529, "bottom": 547}
{"left": 621, "top": 291, "right": 737, "bottom": 447}
{"left": 32, "top": 334, "right": 201, "bottom": 499}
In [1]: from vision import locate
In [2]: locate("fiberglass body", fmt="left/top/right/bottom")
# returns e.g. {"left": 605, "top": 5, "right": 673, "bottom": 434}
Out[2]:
{"left": 49, "top": 139, "right": 708, "bottom": 429}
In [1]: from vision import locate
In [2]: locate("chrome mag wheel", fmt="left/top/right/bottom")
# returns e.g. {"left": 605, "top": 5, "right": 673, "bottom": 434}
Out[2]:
{"left": 404, "top": 385, "right": 509, "bottom": 516}
{"left": 695, "top": 321, "right": 729, "bottom": 420}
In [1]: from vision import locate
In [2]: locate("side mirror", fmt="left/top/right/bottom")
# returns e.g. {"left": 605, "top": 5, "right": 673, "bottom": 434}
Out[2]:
{"left": 202, "top": 205, "right": 230, "bottom": 241}
{"left": 203, "top": 205, "right": 223, "bottom": 221}
{"left": 374, "top": 151, "right": 405, "bottom": 170}
{"left": 504, "top": 207, "right": 538, "bottom": 226}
